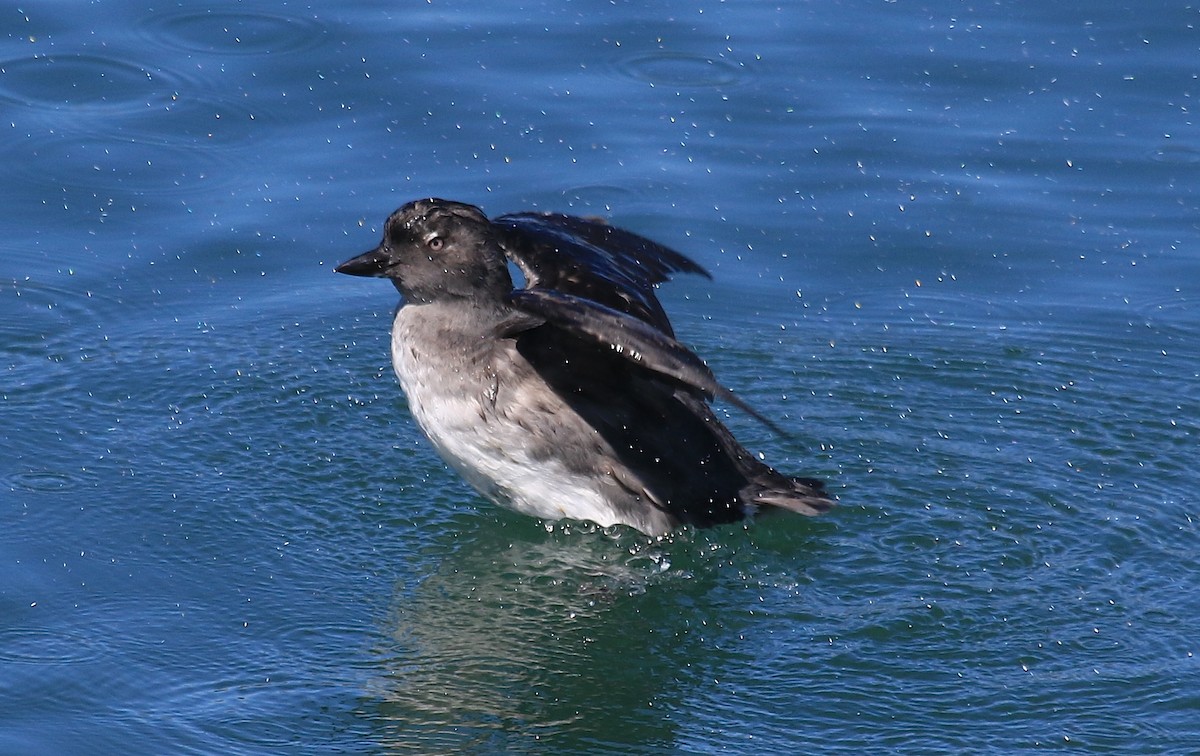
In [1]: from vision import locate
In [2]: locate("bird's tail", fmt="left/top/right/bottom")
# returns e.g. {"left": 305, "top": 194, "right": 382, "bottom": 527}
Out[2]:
{"left": 747, "top": 474, "right": 834, "bottom": 517}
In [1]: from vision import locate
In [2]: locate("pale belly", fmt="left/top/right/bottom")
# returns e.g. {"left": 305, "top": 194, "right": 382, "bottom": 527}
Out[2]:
{"left": 389, "top": 305, "right": 672, "bottom": 533}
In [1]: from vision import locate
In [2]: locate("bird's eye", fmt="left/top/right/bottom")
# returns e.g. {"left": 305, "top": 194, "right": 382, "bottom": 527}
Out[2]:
{"left": 427, "top": 236, "right": 444, "bottom": 251}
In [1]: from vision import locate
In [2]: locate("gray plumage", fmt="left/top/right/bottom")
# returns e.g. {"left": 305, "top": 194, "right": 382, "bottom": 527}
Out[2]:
{"left": 336, "top": 198, "right": 832, "bottom": 535}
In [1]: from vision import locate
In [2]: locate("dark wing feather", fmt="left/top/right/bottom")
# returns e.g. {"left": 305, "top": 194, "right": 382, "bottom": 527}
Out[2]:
{"left": 508, "top": 289, "right": 787, "bottom": 436}
{"left": 493, "top": 211, "right": 710, "bottom": 336}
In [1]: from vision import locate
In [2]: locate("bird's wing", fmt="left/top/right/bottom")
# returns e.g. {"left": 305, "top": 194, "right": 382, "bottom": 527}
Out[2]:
{"left": 493, "top": 211, "right": 710, "bottom": 337}
{"left": 505, "top": 288, "right": 786, "bottom": 436}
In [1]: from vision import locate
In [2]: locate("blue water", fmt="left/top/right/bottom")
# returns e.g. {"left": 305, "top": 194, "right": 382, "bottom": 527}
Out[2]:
{"left": 2, "top": 1, "right": 1198, "bottom": 752}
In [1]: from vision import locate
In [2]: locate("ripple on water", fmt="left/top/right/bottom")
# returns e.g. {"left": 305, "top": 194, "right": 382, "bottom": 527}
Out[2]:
{"left": 1, "top": 55, "right": 266, "bottom": 202}
{"left": 1130, "top": 290, "right": 1200, "bottom": 339}
{"left": 0, "top": 627, "right": 98, "bottom": 665}
{"left": 127, "top": 81, "right": 276, "bottom": 149}
{"left": 615, "top": 51, "right": 744, "bottom": 88}
{"left": 10, "top": 130, "right": 245, "bottom": 199}
{"left": 556, "top": 179, "right": 688, "bottom": 215}
{"left": 137, "top": 8, "right": 328, "bottom": 56}
{"left": 174, "top": 679, "right": 337, "bottom": 749}
{"left": 856, "top": 289, "right": 1035, "bottom": 331}
{"left": 4, "top": 470, "right": 78, "bottom": 494}
{"left": 556, "top": 185, "right": 636, "bottom": 213}
{"left": 0, "top": 53, "right": 175, "bottom": 116}
{"left": 0, "top": 276, "right": 123, "bottom": 348}
{"left": 1148, "top": 142, "right": 1200, "bottom": 165}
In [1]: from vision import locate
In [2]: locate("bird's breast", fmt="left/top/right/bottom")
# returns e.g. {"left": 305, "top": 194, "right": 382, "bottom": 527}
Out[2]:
{"left": 389, "top": 304, "right": 496, "bottom": 440}
{"left": 386, "top": 302, "right": 674, "bottom": 533}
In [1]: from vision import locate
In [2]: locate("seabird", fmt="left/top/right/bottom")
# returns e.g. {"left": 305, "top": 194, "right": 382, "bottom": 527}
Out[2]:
{"left": 337, "top": 198, "right": 832, "bottom": 535}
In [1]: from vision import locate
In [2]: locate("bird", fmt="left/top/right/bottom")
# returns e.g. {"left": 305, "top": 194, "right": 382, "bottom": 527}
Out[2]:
{"left": 336, "top": 198, "right": 832, "bottom": 535}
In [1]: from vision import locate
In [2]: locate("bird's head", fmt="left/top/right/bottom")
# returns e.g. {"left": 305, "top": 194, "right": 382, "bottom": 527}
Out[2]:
{"left": 336, "top": 198, "right": 512, "bottom": 303}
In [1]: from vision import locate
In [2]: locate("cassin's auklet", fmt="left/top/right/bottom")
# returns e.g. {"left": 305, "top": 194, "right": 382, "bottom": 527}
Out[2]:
{"left": 336, "top": 198, "right": 832, "bottom": 535}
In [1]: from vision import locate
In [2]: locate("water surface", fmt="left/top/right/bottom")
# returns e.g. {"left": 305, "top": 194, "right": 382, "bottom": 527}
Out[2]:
{"left": 2, "top": 1, "right": 1198, "bottom": 753}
